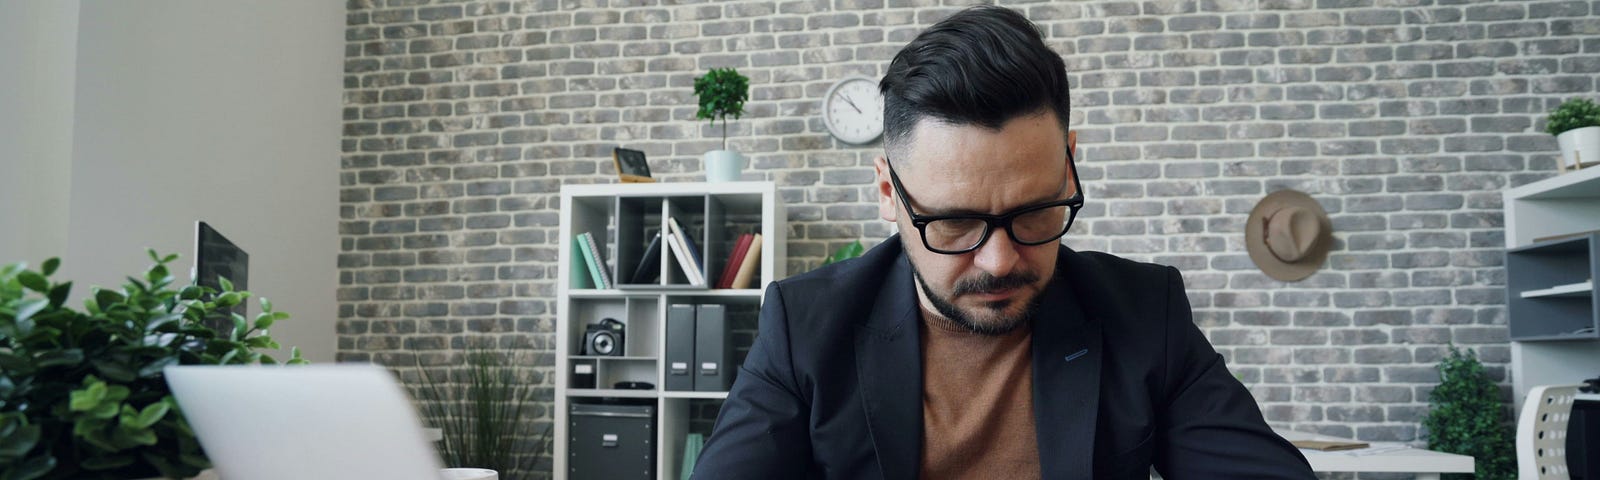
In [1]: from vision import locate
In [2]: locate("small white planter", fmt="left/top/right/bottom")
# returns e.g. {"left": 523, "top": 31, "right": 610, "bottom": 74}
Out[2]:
{"left": 704, "top": 150, "right": 745, "bottom": 182}
{"left": 1555, "top": 125, "right": 1600, "bottom": 172}
{"left": 132, "top": 469, "right": 219, "bottom": 480}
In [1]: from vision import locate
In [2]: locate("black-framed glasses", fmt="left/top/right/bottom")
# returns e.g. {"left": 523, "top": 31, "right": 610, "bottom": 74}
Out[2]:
{"left": 887, "top": 150, "right": 1084, "bottom": 255}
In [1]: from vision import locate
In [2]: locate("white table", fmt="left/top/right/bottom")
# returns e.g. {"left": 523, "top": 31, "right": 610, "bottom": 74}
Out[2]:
{"left": 1274, "top": 428, "right": 1475, "bottom": 480}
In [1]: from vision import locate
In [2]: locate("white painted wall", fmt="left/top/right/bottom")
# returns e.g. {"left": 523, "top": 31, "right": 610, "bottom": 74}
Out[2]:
{"left": 64, "top": 0, "right": 343, "bottom": 362}
{"left": 0, "top": 0, "right": 80, "bottom": 265}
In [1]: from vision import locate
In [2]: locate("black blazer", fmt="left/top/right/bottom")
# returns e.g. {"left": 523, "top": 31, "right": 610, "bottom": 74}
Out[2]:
{"left": 692, "top": 236, "right": 1314, "bottom": 480}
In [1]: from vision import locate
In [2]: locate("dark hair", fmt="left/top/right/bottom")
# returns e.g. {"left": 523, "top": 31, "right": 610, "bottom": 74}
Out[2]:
{"left": 879, "top": 5, "right": 1070, "bottom": 157}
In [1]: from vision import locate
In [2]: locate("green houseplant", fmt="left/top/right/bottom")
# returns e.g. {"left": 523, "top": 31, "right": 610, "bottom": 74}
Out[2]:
{"left": 693, "top": 67, "right": 750, "bottom": 182}
{"left": 0, "top": 251, "right": 304, "bottom": 480}
{"left": 818, "top": 240, "right": 866, "bottom": 269}
{"left": 1546, "top": 97, "right": 1600, "bottom": 172}
{"left": 415, "top": 347, "right": 550, "bottom": 480}
{"left": 1422, "top": 346, "right": 1515, "bottom": 480}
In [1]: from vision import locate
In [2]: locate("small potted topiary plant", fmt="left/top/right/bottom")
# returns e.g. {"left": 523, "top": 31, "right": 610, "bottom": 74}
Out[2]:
{"left": 694, "top": 67, "right": 750, "bottom": 183}
{"left": 1422, "top": 345, "right": 1515, "bottom": 480}
{"left": 1546, "top": 97, "right": 1600, "bottom": 172}
{"left": 0, "top": 251, "right": 305, "bottom": 480}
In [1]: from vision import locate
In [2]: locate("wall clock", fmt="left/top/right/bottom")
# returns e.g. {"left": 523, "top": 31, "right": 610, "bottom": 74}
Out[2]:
{"left": 823, "top": 76, "right": 884, "bottom": 145}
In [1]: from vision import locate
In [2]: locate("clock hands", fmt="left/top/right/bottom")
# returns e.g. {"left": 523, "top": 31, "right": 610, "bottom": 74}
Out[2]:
{"left": 840, "top": 94, "right": 863, "bottom": 114}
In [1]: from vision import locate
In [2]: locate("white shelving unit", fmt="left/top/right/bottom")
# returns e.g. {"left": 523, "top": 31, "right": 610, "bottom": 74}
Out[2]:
{"left": 1502, "top": 166, "right": 1600, "bottom": 411}
{"left": 554, "top": 181, "right": 785, "bottom": 480}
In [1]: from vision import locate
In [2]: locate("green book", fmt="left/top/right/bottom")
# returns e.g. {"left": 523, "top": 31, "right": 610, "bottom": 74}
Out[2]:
{"left": 570, "top": 236, "right": 593, "bottom": 289}
{"left": 679, "top": 433, "right": 704, "bottom": 480}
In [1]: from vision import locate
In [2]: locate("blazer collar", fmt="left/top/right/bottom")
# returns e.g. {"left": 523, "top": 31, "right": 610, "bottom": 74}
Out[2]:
{"left": 855, "top": 246, "right": 922, "bottom": 480}
{"left": 1030, "top": 262, "right": 1102, "bottom": 480}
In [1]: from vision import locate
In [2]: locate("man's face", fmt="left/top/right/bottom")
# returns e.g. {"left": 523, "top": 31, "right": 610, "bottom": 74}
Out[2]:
{"left": 874, "top": 111, "right": 1074, "bottom": 335}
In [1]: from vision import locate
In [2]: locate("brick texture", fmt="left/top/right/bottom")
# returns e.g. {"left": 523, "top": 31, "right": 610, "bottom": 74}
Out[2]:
{"left": 342, "top": 0, "right": 1600, "bottom": 475}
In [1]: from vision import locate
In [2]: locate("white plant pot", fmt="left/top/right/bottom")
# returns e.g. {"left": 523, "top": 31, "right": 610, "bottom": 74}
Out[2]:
{"left": 1555, "top": 125, "right": 1600, "bottom": 172}
{"left": 132, "top": 469, "right": 219, "bottom": 480}
{"left": 704, "top": 150, "right": 745, "bottom": 183}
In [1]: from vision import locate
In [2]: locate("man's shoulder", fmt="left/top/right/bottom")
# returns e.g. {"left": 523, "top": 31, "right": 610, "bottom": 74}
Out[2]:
{"left": 773, "top": 237, "right": 906, "bottom": 300}
{"left": 1058, "top": 247, "right": 1177, "bottom": 288}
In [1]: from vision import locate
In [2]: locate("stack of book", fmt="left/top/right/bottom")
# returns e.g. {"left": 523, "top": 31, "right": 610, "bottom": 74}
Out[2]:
{"left": 666, "top": 218, "right": 707, "bottom": 286}
{"left": 583, "top": 219, "right": 762, "bottom": 289}
{"left": 715, "top": 233, "right": 762, "bottom": 289}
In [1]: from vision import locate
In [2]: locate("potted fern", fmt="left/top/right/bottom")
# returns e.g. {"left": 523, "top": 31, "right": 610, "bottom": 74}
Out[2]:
{"left": 0, "top": 251, "right": 305, "bottom": 480}
{"left": 415, "top": 346, "right": 550, "bottom": 480}
{"left": 694, "top": 67, "right": 750, "bottom": 183}
{"left": 1422, "top": 346, "right": 1515, "bottom": 480}
{"left": 1547, "top": 97, "right": 1600, "bottom": 172}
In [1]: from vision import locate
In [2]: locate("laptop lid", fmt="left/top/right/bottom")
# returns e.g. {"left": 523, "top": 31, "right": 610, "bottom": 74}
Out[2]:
{"left": 165, "top": 364, "right": 444, "bottom": 480}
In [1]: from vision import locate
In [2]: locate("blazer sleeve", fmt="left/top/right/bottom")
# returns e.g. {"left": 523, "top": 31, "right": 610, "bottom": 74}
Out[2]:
{"left": 691, "top": 282, "right": 813, "bottom": 479}
{"left": 1151, "top": 267, "right": 1316, "bottom": 479}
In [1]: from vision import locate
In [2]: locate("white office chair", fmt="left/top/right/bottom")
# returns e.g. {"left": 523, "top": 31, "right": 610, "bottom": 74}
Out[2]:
{"left": 1518, "top": 384, "right": 1582, "bottom": 480}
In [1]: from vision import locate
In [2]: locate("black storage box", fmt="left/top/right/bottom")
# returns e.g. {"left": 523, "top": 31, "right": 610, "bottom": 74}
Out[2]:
{"left": 568, "top": 402, "right": 655, "bottom": 480}
{"left": 1573, "top": 398, "right": 1598, "bottom": 479}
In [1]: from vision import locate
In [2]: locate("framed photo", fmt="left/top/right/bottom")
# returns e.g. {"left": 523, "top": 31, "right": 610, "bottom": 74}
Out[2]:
{"left": 612, "top": 147, "right": 655, "bottom": 183}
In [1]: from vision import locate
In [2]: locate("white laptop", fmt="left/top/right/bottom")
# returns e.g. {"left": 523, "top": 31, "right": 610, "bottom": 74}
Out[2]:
{"left": 165, "top": 364, "right": 445, "bottom": 480}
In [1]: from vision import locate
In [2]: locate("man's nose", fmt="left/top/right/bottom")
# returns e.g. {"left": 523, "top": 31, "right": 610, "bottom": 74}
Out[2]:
{"left": 972, "top": 229, "right": 1021, "bottom": 277}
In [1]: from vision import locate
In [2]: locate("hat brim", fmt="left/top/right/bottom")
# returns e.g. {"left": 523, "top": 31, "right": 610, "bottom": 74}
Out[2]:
{"left": 1245, "top": 190, "right": 1332, "bottom": 282}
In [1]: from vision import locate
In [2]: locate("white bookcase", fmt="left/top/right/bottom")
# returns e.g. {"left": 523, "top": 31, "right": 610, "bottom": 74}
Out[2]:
{"left": 554, "top": 181, "right": 785, "bottom": 480}
{"left": 1502, "top": 166, "right": 1600, "bottom": 411}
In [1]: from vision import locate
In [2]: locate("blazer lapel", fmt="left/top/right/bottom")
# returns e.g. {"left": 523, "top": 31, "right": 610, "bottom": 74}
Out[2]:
{"left": 1032, "top": 272, "right": 1102, "bottom": 480}
{"left": 854, "top": 252, "right": 923, "bottom": 480}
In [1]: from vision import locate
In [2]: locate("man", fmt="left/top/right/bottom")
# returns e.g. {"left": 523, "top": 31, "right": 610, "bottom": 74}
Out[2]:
{"left": 693, "top": 6, "right": 1314, "bottom": 479}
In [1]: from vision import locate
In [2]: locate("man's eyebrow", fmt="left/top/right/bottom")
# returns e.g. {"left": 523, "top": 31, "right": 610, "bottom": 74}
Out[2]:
{"left": 916, "top": 178, "right": 1073, "bottom": 217}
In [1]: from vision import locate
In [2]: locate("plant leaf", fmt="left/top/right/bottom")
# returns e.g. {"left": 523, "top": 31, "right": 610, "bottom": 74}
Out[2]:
{"left": 40, "top": 258, "right": 59, "bottom": 276}
{"left": 133, "top": 402, "right": 169, "bottom": 429}
{"left": 0, "top": 423, "right": 39, "bottom": 458}
{"left": 15, "top": 299, "right": 46, "bottom": 324}
{"left": 70, "top": 380, "right": 107, "bottom": 412}
{"left": 216, "top": 292, "right": 242, "bottom": 308}
{"left": 10, "top": 453, "right": 56, "bottom": 480}
{"left": 46, "top": 281, "right": 71, "bottom": 308}
{"left": 138, "top": 356, "right": 178, "bottom": 378}
{"left": 0, "top": 353, "right": 29, "bottom": 373}
{"left": 16, "top": 272, "right": 48, "bottom": 292}
{"left": 91, "top": 360, "right": 137, "bottom": 383}
{"left": 81, "top": 453, "right": 136, "bottom": 471}
{"left": 147, "top": 248, "right": 161, "bottom": 263}
{"left": 219, "top": 276, "right": 234, "bottom": 292}
{"left": 147, "top": 264, "right": 170, "bottom": 284}
{"left": 254, "top": 312, "right": 276, "bottom": 330}
{"left": 260, "top": 297, "right": 273, "bottom": 312}
{"left": 35, "top": 348, "right": 84, "bottom": 369}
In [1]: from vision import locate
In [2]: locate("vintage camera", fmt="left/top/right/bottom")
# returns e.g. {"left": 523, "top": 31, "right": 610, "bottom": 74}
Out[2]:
{"left": 583, "top": 318, "right": 626, "bottom": 356}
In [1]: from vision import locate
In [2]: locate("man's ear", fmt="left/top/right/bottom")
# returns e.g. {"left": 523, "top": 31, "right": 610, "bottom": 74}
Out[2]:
{"left": 874, "top": 156, "right": 897, "bottom": 222}
{"left": 1067, "top": 130, "right": 1077, "bottom": 157}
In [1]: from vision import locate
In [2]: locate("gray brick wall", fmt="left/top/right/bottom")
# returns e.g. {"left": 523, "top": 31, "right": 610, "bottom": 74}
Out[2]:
{"left": 341, "top": 0, "right": 1600, "bottom": 474}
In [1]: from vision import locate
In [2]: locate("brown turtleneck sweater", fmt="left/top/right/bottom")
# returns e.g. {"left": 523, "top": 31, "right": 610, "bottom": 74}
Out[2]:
{"left": 919, "top": 315, "right": 1041, "bottom": 480}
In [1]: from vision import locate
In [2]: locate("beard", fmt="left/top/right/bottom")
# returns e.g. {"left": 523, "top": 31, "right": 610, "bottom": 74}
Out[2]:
{"left": 910, "top": 262, "right": 1043, "bottom": 336}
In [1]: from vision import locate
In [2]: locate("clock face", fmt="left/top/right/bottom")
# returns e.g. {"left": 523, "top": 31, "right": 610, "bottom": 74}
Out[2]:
{"left": 824, "top": 76, "right": 885, "bottom": 145}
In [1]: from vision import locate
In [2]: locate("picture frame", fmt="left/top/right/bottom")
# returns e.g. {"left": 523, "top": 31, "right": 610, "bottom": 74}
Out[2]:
{"left": 612, "top": 147, "right": 655, "bottom": 183}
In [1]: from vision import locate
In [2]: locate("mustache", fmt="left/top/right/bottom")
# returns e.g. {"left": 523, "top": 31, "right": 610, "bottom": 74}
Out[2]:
{"left": 951, "top": 270, "right": 1039, "bottom": 296}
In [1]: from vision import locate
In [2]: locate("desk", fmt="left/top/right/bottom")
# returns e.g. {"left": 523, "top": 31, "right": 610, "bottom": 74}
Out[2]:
{"left": 1275, "top": 429, "right": 1474, "bottom": 480}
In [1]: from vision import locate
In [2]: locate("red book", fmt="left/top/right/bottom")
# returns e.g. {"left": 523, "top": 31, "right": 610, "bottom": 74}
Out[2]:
{"left": 717, "top": 234, "right": 754, "bottom": 289}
